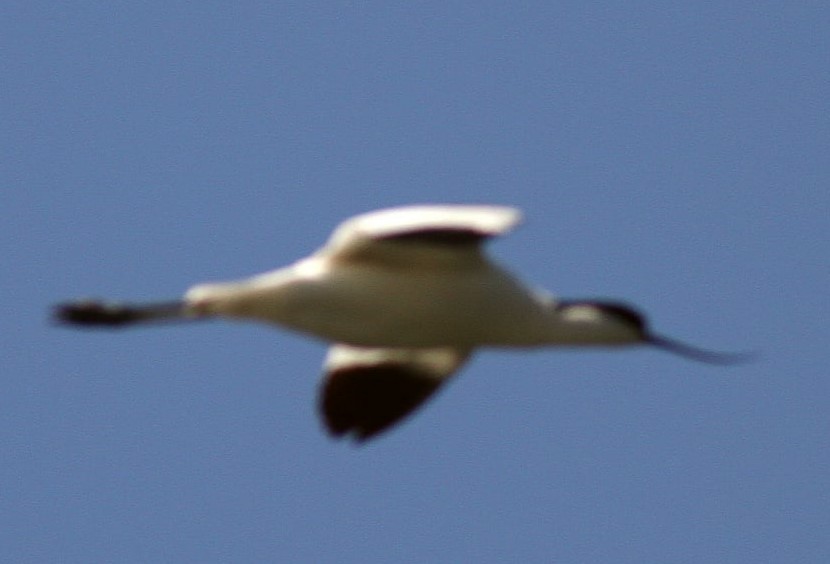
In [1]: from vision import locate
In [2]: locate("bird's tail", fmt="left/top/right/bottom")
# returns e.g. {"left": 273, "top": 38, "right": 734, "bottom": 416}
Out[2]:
{"left": 53, "top": 299, "right": 195, "bottom": 328}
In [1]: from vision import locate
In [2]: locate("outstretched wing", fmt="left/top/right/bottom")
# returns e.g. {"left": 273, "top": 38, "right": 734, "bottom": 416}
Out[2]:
{"left": 319, "top": 205, "right": 521, "bottom": 266}
{"left": 319, "top": 345, "right": 471, "bottom": 442}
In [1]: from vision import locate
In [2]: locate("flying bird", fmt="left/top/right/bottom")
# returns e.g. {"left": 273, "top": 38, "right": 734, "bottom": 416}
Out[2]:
{"left": 55, "top": 205, "right": 746, "bottom": 442}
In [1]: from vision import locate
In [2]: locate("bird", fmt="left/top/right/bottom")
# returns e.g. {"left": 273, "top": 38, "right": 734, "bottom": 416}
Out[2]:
{"left": 54, "top": 204, "right": 747, "bottom": 442}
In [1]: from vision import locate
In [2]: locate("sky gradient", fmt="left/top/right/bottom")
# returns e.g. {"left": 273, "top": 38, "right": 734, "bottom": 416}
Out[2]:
{"left": 3, "top": 3, "right": 829, "bottom": 562}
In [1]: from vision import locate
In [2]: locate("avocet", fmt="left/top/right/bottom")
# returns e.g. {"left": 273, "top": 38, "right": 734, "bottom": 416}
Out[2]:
{"left": 55, "top": 205, "right": 745, "bottom": 441}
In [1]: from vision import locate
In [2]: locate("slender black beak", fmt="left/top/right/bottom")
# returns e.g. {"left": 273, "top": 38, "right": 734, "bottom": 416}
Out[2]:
{"left": 647, "top": 334, "right": 755, "bottom": 365}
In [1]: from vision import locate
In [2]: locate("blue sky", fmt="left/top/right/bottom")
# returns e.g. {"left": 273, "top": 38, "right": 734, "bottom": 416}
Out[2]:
{"left": 3, "top": 2, "right": 828, "bottom": 562}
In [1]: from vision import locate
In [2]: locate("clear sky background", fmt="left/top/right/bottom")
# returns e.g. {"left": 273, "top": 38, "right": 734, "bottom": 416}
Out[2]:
{"left": 3, "top": 3, "right": 828, "bottom": 563}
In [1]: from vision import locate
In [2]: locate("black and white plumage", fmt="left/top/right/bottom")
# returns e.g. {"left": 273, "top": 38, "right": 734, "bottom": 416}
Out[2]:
{"left": 55, "top": 205, "right": 745, "bottom": 442}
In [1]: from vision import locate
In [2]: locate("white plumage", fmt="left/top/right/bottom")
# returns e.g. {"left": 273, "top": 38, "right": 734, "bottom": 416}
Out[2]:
{"left": 56, "top": 205, "right": 745, "bottom": 441}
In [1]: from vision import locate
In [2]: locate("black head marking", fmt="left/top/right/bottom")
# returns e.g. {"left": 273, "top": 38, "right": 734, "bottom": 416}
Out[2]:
{"left": 556, "top": 300, "right": 648, "bottom": 335}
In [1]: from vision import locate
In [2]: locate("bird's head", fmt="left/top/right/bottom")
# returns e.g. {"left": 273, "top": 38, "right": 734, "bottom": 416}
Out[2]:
{"left": 556, "top": 300, "right": 751, "bottom": 365}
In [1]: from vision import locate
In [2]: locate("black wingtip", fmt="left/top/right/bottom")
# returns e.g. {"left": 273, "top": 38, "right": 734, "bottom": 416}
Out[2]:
{"left": 320, "top": 363, "right": 443, "bottom": 443}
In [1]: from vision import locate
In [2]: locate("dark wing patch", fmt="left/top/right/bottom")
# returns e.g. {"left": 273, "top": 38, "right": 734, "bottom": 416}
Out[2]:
{"left": 378, "top": 227, "right": 492, "bottom": 246}
{"left": 320, "top": 363, "right": 444, "bottom": 442}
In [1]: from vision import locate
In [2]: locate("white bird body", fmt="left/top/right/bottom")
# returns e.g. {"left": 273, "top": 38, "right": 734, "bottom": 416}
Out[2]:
{"left": 56, "top": 204, "right": 746, "bottom": 442}
{"left": 185, "top": 257, "right": 598, "bottom": 348}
